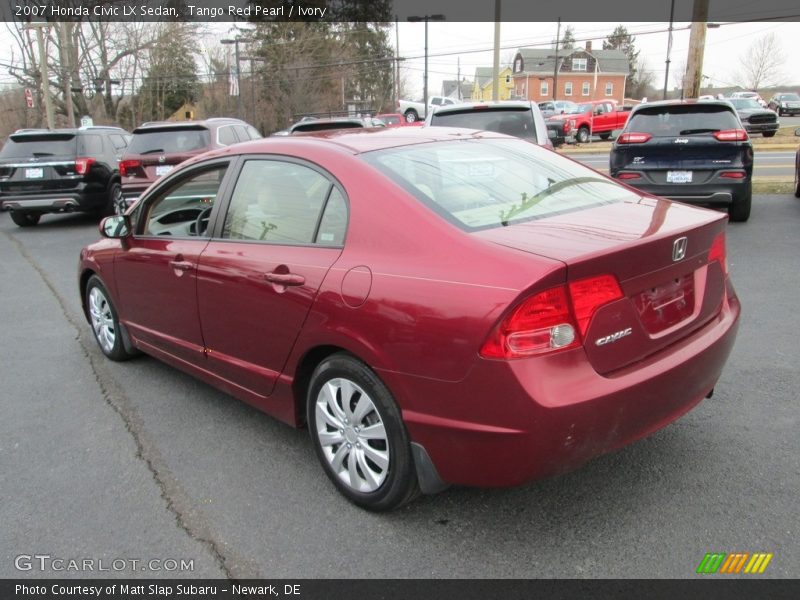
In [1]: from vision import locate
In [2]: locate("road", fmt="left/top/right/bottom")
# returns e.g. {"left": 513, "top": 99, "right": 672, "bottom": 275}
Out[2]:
{"left": 567, "top": 149, "right": 797, "bottom": 179}
{"left": 1, "top": 197, "right": 799, "bottom": 579}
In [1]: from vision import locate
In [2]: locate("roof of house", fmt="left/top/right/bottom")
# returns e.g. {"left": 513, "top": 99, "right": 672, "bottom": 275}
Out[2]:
{"left": 515, "top": 47, "right": 630, "bottom": 75}
{"left": 473, "top": 67, "right": 495, "bottom": 88}
{"left": 442, "top": 79, "right": 473, "bottom": 99}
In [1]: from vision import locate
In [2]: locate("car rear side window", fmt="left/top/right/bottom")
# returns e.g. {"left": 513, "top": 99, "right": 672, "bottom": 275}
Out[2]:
{"left": 78, "top": 134, "right": 104, "bottom": 155}
{"left": 218, "top": 126, "right": 238, "bottom": 145}
{"left": 431, "top": 109, "right": 538, "bottom": 140}
{"left": 221, "top": 160, "right": 332, "bottom": 245}
{"left": 364, "top": 138, "right": 638, "bottom": 231}
{"left": 626, "top": 105, "right": 741, "bottom": 136}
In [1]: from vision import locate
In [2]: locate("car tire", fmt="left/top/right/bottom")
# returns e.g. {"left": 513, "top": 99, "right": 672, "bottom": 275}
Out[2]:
{"left": 9, "top": 211, "right": 41, "bottom": 227}
{"left": 598, "top": 132, "right": 611, "bottom": 140}
{"left": 728, "top": 188, "right": 752, "bottom": 223}
{"left": 108, "top": 181, "right": 126, "bottom": 216}
{"left": 576, "top": 126, "right": 590, "bottom": 144}
{"left": 763, "top": 131, "right": 776, "bottom": 138}
{"left": 404, "top": 110, "right": 418, "bottom": 123}
{"left": 794, "top": 163, "right": 800, "bottom": 198}
{"left": 85, "top": 275, "right": 137, "bottom": 361}
{"left": 777, "top": 108, "right": 783, "bottom": 117}
{"left": 307, "top": 352, "right": 419, "bottom": 511}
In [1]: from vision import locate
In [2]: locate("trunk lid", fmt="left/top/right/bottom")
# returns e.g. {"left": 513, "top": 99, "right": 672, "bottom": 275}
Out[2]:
{"left": 473, "top": 198, "right": 728, "bottom": 374}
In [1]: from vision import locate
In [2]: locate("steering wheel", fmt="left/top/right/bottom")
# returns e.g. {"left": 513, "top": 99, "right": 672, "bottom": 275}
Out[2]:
{"left": 194, "top": 205, "right": 213, "bottom": 237}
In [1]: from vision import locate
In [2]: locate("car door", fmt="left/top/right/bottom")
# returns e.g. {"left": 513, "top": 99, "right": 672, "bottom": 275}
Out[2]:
{"left": 113, "top": 159, "right": 234, "bottom": 366}
{"left": 196, "top": 157, "right": 348, "bottom": 397}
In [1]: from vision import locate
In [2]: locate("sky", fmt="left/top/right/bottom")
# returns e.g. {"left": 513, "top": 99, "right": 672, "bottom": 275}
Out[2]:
{"left": 392, "top": 21, "right": 800, "bottom": 100}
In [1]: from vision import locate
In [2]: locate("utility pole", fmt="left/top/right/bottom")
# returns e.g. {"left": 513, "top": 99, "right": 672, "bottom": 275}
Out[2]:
{"left": 394, "top": 17, "right": 400, "bottom": 107}
{"left": 457, "top": 57, "right": 461, "bottom": 100}
{"left": 553, "top": 18, "right": 561, "bottom": 101}
{"left": 663, "top": 0, "right": 675, "bottom": 99}
{"left": 491, "top": 0, "right": 501, "bottom": 101}
{"left": 684, "top": 0, "right": 710, "bottom": 99}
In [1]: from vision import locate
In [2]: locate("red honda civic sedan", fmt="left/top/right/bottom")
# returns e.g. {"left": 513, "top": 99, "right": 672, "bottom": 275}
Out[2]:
{"left": 79, "top": 128, "right": 740, "bottom": 511}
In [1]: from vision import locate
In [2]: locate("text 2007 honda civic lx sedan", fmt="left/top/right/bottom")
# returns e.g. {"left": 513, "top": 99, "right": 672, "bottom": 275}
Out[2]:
{"left": 79, "top": 128, "right": 740, "bottom": 511}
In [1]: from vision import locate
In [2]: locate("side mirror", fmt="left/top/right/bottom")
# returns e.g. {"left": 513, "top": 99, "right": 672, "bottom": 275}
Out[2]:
{"left": 99, "top": 215, "right": 130, "bottom": 239}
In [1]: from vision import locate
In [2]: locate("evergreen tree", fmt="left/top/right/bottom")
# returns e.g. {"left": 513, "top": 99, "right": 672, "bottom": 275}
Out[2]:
{"left": 603, "top": 25, "right": 640, "bottom": 92}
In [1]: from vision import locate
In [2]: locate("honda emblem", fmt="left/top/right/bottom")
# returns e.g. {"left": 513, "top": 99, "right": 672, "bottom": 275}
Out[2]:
{"left": 672, "top": 237, "right": 688, "bottom": 261}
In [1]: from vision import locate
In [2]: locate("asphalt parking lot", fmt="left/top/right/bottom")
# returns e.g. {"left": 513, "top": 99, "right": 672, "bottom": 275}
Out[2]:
{"left": 1, "top": 195, "right": 798, "bottom": 579}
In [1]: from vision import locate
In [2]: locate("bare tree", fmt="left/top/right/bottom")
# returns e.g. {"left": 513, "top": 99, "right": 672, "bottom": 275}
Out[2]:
{"left": 735, "top": 33, "right": 784, "bottom": 91}
{"left": 629, "top": 59, "right": 656, "bottom": 99}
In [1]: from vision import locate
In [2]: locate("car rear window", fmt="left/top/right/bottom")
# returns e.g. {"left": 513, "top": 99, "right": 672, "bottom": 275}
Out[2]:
{"left": 292, "top": 121, "right": 364, "bottom": 133}
{"left": 127, "top": 128, "right": 210, "bottom": 154}
{"left": 626, "top": 104, "right": 740, "bottom": 136}
{"left": 0, "top": 133, "right": 77, "bottom": 158}
{"left": 430, "top": 107, "right": 539, "bottom": 140}
{"left": 363, "top": 138, "right": 638, "bottom": 231}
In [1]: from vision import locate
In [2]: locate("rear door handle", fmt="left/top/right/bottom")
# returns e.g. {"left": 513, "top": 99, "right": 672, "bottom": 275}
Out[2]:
{"left": 264, "top": 272, "right": 305, "bottom": 286}
{"left": 169, "top": 260, "right": 194, "bottom": 272}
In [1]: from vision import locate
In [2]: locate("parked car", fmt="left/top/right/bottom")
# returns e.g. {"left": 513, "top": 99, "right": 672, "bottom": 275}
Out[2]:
{"left": 537, "top": 100, "right": 578, "bottom": 119}
{"left": 81, "top": 128, "right": 740, "bottom": 511}
{"left": 794, "top": 127, "right": 800, "bottom": 198}
{"left": 272, "top": 117, "right": 385, "bottom": 137}
{"left": 424, "top": 101, "right": 552, "bottom": 147}
{"left": 375, "top": 113, "right": 421, "bottom": 128}
{"left": 547, "top": 100, "right": 632, "bottom": 144}
{"left": 609, "top": 99, "right": 753, "bottom": 222}
{"left": 118, "top": 118, "right": 261, "bottom": 213}
{"left": 728, "top": 97, "right": 779, "bottom": 137}
{"left": 767, "top": 92, "right": 800, "bottom": 116}
{"left": 398, "top": 96, "right": 457, "bottom": 123}
{"left": 0, "top": 126, "right": 131, "bottom": 227}
{"left": 730, "top": 91, "right": 767, "bottom": 108}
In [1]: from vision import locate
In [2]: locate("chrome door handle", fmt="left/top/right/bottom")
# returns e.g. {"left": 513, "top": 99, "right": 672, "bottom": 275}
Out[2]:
{"left": 264, "top": 272, "right": 305, "bottom": 286}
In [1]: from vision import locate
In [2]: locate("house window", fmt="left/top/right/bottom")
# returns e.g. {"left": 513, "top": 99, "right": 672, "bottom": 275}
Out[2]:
{"left": 565, "top": 82, "right": 573, "bottom": 96}
{"left": 605, "top": 82, "right": 613, "bottom": 96}
{"left": 540, "top": 81, "right": 548, "bottom": 96}
{"left": 582, "top": 82, "right": 590, "bottom": 96}
{"left": 573, "top": 58, "right": 587, "bottom": 71}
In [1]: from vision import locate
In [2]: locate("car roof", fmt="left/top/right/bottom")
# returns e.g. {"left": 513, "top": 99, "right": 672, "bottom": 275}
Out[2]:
{"left": 432, "top": 100, "right": 534, "bottom": 114}
{"left": 631, "top": 98, "right": 735, "bottom": 112}
{"left": 133, "top": 119, "right": 246, "bottom": 132}
{"left": 11, "top": 126, "right": 126, "bottom": 136}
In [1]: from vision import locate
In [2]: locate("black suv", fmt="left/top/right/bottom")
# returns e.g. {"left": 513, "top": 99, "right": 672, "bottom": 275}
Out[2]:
{"left": 0, "top": 126, "right": 130, "bottom": 227}
{"left": 610, "top": 100, "right": 753, "bottom": 222}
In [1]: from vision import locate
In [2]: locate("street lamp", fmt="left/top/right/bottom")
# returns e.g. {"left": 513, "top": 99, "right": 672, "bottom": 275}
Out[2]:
{"left": 221, "top": 37, "right": 243, "bottom": 118}
{"left": 407, "top": 14, "right": 445, "bottom": 116}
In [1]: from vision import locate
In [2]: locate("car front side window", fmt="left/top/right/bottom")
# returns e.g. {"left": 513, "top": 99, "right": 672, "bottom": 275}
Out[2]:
{"left": 140, "top": 164, "right": 229, "bottom": 238}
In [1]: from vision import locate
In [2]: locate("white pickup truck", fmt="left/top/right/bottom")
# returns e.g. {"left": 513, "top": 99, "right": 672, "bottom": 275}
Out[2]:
{"left": 398, "top": 96, "right": 458, "bottom": 122}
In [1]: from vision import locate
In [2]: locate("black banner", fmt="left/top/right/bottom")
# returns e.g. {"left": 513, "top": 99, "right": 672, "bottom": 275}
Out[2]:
{"left": 2, "top": 579, "right": 800, "bottom": 600}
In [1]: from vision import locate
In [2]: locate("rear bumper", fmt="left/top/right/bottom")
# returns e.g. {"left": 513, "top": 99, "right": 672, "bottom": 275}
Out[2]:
{"left": 387, "top": 293, "right": 740, "bottom": 488}
{"left": 612, "top": 179, "right": 750, "bottom": 206}
{"left": 0, "top": 191, "right": 95, "bottom": 213}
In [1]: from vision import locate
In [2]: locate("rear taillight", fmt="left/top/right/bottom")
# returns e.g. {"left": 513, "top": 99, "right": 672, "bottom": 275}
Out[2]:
{"left": 480, "top": 275, "right": 623, "bottom": 359}
{"left": 569, "top": 275, "right": 624, "bottom": 336}
{"left": 617, "top": 172, "right": 642, "bottom": 180}
{"left": 709, "top": 231, "right": 728, "bottom": 276}
{"left": 617, "top": 132, "right": 652, "bottom": 144}
{"left": 713, "top": 129, "right": 748, "bottom": 142}
{"left": 75, "top": 157, "right": 95, "bottom": 175}
{"left": 119, "top": 159, "right": 141, "bottom": 177}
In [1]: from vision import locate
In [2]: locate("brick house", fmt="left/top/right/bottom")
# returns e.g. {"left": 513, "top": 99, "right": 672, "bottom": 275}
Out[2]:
{"left": 511, "top": 42, "right": 629, "bottom": 105}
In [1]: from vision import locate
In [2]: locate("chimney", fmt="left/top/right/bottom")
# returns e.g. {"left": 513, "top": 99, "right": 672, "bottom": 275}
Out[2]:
{"left": 586, "top": 41, "right": 592, "bottom": 52}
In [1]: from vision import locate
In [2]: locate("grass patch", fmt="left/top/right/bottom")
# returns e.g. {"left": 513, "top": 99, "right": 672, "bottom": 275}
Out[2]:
{"left": 753, "top": 180, "right": 794, "bottom": 194}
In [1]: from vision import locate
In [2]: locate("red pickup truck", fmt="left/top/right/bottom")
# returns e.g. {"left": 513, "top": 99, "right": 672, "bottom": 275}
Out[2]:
{"left": 546, "top": 100, "right": 631, "bottom": 144}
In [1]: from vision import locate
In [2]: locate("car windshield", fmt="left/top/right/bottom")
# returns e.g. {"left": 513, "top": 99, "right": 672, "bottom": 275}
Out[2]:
{"left": 126, "top": 128, "right": 210, "bottom": 154}
{"left": 363, "top": 138, "right": 639, "bottom": 231}
{"left": 430, "top": 108, "right": 538, "bottom": 140}
{"left": 626, "top": 104, "right": 740, "bottom": 137}
{"left": 0, "top": 133, "right": 77, "bottom": 158}
{"left": 730, "top": 99, "right": 761, "bottom": 110}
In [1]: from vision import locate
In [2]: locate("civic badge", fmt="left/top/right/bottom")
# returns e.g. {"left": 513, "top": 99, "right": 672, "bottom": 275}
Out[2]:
{"left": 672, "top": 237, "right": 688, "bottom": 261}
